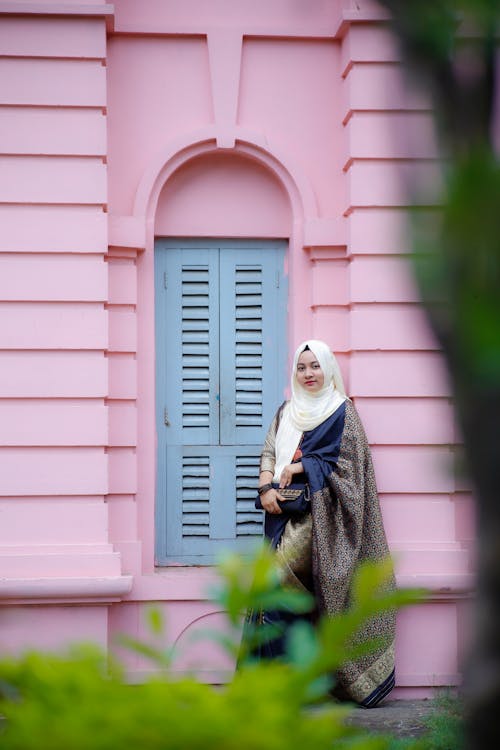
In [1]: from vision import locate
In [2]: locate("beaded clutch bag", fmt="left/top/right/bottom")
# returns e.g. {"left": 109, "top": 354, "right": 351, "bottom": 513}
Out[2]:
{"left": 255, "top": 482, "right": 310, "bottom": 515}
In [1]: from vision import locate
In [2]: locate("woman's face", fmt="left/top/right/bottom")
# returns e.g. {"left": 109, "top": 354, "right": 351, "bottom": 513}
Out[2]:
{"left": 296, "top": 350, "right": 325, "bottom": 392}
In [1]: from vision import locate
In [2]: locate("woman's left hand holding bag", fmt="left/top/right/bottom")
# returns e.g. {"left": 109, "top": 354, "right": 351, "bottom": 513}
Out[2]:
{"left": 258, "top": 470, "right": 284, "bottom": 514}
{"left": 259, "top": 487, "right": 285, "bottom": 514}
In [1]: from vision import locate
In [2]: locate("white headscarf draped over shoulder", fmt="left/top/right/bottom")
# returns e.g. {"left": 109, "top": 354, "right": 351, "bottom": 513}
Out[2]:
{"left": 273, "top": 340, "right": 347, "bottom": 481}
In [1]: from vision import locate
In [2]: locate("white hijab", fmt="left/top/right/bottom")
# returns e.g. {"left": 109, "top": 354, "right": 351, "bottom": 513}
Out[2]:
{"left": 273, "top": 340, "right": 347, "bottom": 482}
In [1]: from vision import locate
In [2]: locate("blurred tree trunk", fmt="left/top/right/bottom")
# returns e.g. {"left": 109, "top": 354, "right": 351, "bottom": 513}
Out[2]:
{"left": 375, "top": 2, "right": 500, "bottom": 747}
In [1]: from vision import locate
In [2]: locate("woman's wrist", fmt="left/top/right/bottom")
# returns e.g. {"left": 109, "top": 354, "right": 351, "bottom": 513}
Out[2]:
{"left": 259, "top": 470, "right": 273, "bottom": 481}
{"left": 257, "top": 482, "right": 273, "bottom": 496}
{"left": 258, "top": 469, "right": 274, "bottom": 493}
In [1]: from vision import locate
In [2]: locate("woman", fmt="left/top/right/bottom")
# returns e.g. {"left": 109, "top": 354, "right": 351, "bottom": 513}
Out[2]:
{"left": 255, "top": 339, "right": 395, "bottom": 707}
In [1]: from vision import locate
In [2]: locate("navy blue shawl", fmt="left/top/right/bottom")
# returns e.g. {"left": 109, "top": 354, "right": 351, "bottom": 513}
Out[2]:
{"left": 263, "top": 402, "right": 346, "bottom": 545}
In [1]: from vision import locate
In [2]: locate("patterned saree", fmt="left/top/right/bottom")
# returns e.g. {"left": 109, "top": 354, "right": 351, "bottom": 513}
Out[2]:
{"left": 255, "top": 399, "right": 396, "bottom": 708}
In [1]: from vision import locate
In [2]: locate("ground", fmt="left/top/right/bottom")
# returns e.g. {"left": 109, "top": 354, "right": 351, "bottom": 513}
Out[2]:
{"left": 347, "top": 699, "right": 436, "bottom": 739}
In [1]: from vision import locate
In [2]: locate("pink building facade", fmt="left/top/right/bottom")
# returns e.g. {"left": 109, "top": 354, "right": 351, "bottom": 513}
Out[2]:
{"left": 0, "top": 0, "right": 474, "bottom": 696}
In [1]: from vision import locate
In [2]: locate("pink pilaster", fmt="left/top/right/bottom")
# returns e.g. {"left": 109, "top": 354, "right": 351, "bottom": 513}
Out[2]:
{"left": 0, "top": 1, "right": 131, "bottom": 650}
{"left": 340, "top": 9, "right": 473, "bottom": 695}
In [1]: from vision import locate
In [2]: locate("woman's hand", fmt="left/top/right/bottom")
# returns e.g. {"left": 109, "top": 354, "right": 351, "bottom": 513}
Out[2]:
{"left": 260, "top": 488, "right": 285, "bottom": 514}
{"left": 279, "top": 462, "right": 303, "bottom": 488}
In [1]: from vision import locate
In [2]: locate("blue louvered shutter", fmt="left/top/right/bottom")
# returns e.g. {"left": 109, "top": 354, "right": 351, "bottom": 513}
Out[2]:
{"left": 219, "top": 247, "right": 286, "bottom": 445}
{"left": 157, "top": 246, "right": 220, "bottom": 446}
{"left": 155, "top": 240, "right": 287, "bottom": 564}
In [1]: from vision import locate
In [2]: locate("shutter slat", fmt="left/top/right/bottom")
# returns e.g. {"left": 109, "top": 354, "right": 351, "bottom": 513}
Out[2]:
{"left": 183, "top": 416, "right": 210, "bottom": 427}
{"left": 183, "top": 479, "right": 209, "bottom": 490}
{"left": 182, "top": 308, "right": 209, "bottom": 320}
{"left": 182, "top": 403, "right": 210, "bottom": 414}
{"left": 182, "top": 333, "right": 209, "bottom": 344}
{"left": 183, "top": 379, "right": 210, "bottom": 390}
{"left": 182, "top": 267, "right": 210, "bottom": 278}
{"left": 182, "top": 283, "right": 209, "bottom": 295}
{"left": 235, "top": 272, "right": 261, "bottom": 283}
{"left": 182, "top": 296, "right": 209, "bottom": 307}
{"left": 235, "top": 284, "right": 261, "bottom": 294}
{"left": 182, "top": 356, "right": 209, "bottom": 368}
{"left": 235, "top": 307, "right": 261, "bottom": 318}
{"left": 236, "top": 344, "right": 262, "bottom": 355}
{"left": 237, "top": 464, "right": 257, "bottom": 476}
{"left": 235, "top": 332, "right": 262, "bottom": 343}
{"left": 181, "top": 500, "right": 211, "bottom": 511}
{"left": 237, "top": 514, "right": 261, "bottom": 523}
{"left": 236, "top": 474, "right": 256, "bottom": 484}
{"left": 237, "top": 525, "right": 263, "bottom": 536}
{"left": 183, "top": 343, "right": 210, "bottom": 354}
{"left": 236, "top": 404, "right": 262, "bottom": 415}
{"left": 183, "top": 526, "right": 210, "bottom": 537}
{"left": 236, "top": 369, "right": 262, "bottom": 378}
{"left": 236, "top": 392, "right": 261, "bottom": 404}
{"left": 236, "top": 458, "right": 258, "bottom": 467}
{"left": 236, "top": 381, "right": 262, "bottom": 391}
{"left": 182, "top": 368, "right": 210, "bottom": 377}
{"left": 182, "top": 320, "right": 210, "bottom": 331}
{"left": 183, "top": 456, "right": 209, "bottom": 466}
{"left": 235, "top": 321, "right": 262, "bottom": 331}
{"left": 236, "top": 355, "right": 262, "bottom": 366}
{"left": 237, "top": 501, "right": 257, "bottom": 511}
{"left": 183, "top": 394, "right": 210, "bottom": 403}
{"left": 182, "top": 513, "right": 209, "bottom": 525}
{"left": 235, "top": 295, "right": 262, "bottom": 306}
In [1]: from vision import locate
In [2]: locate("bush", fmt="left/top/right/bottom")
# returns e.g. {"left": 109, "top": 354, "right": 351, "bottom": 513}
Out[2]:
{"left": 0, "top": 548, "right": 422, "bottom": 750}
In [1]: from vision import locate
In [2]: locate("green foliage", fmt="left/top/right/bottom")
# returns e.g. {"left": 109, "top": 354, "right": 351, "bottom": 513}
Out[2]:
{"left": 379, "top": 1, "right": 500, "bottom": 387}
{"left": 412, "top": 151, "right": 500, "bottom": 386}
{"left": 419, "top": 692, "right": 465, "bottom": 750}
{"left": 209, "top": 545, "right": 315, "bottom": 661}
{"left": 359, "top": 3, "right": 500, "bottom": 747}
{"left": 0, "top": 548, "right": 423, "bottom": 750}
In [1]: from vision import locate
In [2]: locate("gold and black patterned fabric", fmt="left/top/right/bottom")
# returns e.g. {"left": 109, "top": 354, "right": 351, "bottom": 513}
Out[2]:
{"left": 258, "top": 399, "right": 396, "bottom": 707}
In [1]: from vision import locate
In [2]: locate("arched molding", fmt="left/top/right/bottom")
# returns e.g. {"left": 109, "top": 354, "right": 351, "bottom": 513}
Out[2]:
{"left": 133, "top": 126, "right": 318, "bottom": 246}
{"left": 171, "top": 609, "right": 227, "bottom": 650}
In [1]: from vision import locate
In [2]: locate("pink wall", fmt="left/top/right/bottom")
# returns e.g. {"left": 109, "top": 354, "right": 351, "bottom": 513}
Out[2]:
{"left": 0, "top": 0, "right": 474, "bottom": 697}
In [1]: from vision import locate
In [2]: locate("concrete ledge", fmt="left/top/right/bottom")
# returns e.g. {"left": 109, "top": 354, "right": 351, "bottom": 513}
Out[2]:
{"left": 0, "top": 575, "right": 133, "bottom": 604}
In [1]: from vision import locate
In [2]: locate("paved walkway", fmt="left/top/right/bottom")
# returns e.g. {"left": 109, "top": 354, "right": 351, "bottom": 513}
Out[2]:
{"left": 346, "top": 699, "right": 436, "bottom": 739}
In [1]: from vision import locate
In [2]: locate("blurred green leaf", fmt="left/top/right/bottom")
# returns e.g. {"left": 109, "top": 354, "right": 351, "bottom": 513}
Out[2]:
{"left": 210, "top": 545, "right": 314, "bottom": 627}
{"left": 145, "top": 606, "right": 164, "bottom": 636}
{"left": 286, "top": 620, "right": 319, "bottom": 668}
{"left": 113, "top": 634, "right": 172, "bottom": 670}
